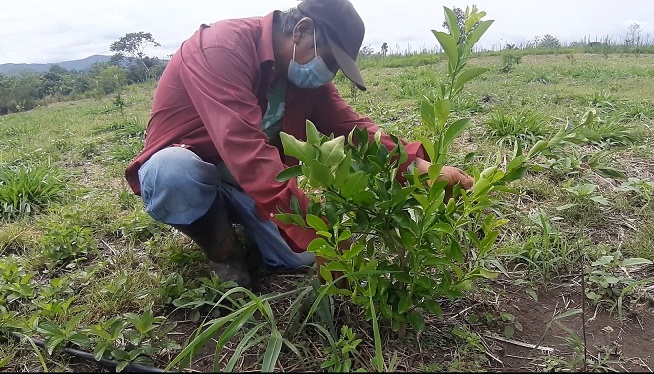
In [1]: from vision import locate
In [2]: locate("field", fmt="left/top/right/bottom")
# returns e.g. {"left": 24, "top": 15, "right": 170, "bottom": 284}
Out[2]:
{"left": 1, "top": 52, "right": 654, "bottom": 372}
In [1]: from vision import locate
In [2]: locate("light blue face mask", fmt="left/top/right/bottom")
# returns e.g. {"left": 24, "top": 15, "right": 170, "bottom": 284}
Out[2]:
{"left": 288, "top": 28, "right": 336, "bottom": 89}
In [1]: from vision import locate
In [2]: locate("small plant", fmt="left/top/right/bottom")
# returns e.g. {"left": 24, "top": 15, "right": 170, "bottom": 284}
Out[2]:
{"left": 37, "top": 312, "right": 92, "bottom": 355}
{"left": 562, "top": 182, "right": 610, "bottom": 208}
{"left": 499, "top": 51, "right": 521, "bottom": 73}
{"left": 40, "top": 223, "right": 96, "bottom": 266}
{"left": 168, "top": 287, "right": 306, "bottom": 372}
{"left": 617, "top": 177, "right": 654, "bottom": 205}
{"left": 167, "top": 273, "right": 241, "bottom": 322}
{"left": 0, "top": 259, "right": 37, "bottom": 308}
{"left": 0, "top": 164, "right": 67, "bottom": 221}
{"left": 485, "top": 108, "right": 550, "bottom": 146}
{"left": 113, "top": 93, "right": 126, "bottom": 115}
{"left": 580, "top": 111, "right": 639, "bottom": 147}
{"left": 510, "top": 209, "right": 580, "bottom": 281}
{"left": 584, "top": 249, "right": 652, "bottom": 317}
{"left": 319, "top": 325, "right": 364, "bottom": 372}
{"left": 113, "top": 208, "right": 167, "bottom": 244}
{"left": 275, "top": 5, "right": 597, "bottom": 343}
{"left": 467, "top": 310, "right": 523, "bottom": 338}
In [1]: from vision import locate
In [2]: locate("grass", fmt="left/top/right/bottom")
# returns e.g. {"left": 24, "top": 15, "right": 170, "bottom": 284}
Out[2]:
{"left": 1, "top": 54, "right": 654, "bottom": 372}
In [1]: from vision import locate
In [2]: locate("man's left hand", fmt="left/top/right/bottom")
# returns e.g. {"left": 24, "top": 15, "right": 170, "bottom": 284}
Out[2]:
{"left": 415, "top": 158, "right": 474, "bottom": 199}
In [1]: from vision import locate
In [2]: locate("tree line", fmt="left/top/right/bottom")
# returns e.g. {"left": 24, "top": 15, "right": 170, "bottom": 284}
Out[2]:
{"left": 0, "top": 32, "right": 166, "bottom": 115}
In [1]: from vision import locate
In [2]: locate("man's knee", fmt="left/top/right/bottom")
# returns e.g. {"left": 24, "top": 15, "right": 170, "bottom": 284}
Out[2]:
{"left": 138, "top": 147, "right": 221, "bottom": 225}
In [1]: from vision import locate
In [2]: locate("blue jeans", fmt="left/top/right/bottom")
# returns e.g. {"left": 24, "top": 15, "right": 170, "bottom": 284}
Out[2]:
{"left": 137, "top": 146, "right": 315, "bottom": 269}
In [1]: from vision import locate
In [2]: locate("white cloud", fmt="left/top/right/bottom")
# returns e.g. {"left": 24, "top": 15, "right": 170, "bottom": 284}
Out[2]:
{"left": 1, "top": 0, "right": 653, "bottom": 64}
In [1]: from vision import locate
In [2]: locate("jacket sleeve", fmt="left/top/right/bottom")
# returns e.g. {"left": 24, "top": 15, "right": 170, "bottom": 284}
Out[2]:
{"left": 178, "top": 43, "right": 317, "bottom": 253}
{"left": 309, "top": 82, "right": 428, "bottom": 182}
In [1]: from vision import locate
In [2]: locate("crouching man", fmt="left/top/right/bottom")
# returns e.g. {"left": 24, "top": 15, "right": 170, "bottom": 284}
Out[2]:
{"left": 125, "top": 0, "right": 474, "bottom": 288}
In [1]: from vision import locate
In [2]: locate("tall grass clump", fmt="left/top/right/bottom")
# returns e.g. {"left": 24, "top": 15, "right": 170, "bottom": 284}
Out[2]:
{"left": 485, "top": 108, "right": 551, "bottom": 146}
{"left": 0, "top": 164, "right": 67, "bottom": 221}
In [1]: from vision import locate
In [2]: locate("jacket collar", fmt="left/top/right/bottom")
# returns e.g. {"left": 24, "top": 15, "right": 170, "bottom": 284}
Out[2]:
{"left": 256, "top": 11, "right": 277, "bottom": 64}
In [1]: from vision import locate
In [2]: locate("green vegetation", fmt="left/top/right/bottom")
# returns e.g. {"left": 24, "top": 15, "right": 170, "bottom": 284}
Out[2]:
{"left": 1, "top": 5, "right": 654, "bottom": 373}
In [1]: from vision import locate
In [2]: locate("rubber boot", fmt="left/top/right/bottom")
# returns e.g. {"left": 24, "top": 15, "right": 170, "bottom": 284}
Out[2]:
{"left": 172, "top": 200, "right": 252, "bottom": 288}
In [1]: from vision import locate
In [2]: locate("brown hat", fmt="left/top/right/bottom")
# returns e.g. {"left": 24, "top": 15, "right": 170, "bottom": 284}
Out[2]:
{"left": 297, "top": 0, "right": 366, "bottom": 91}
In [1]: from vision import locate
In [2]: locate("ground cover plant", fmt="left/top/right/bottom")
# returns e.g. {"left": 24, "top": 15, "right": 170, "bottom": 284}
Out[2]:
{"left": 1, "top": 5, "right": 654, "bottom": 373}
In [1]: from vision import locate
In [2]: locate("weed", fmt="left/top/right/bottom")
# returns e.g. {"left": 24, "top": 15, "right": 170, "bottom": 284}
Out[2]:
{"left": 111, "top": 208, "right": 168, "bottom": 244}
{"left": 500, "top": 52, "right": 522, "bottom": 73}
{"left": 319, "top": 325, "right": 364, "bottom": 372}
{"left": 509, "top": 209, "right": 580, "bottom": 280}
{"left": 39, "top": 222, "right": 96, "bottom": 267}
{"left": 0, "top": 164, "right": 67, "bottom": 221}
{"left": 583, "top": 113, "right": 639, "bottom": 147}
{"left": 584, "top": 249, "right": 652, "bottom": 317}
{"left": 485, "top": 108, "right": 551, "bottom": 146}
{"left": 0, "top": 258, "right": 37, "bottom": 308}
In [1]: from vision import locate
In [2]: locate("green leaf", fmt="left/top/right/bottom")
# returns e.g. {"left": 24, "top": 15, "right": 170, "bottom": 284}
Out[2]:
{"left": 443, "top": 118, "right": 470, "bottom": 148}
{"left": 420, "top": 99, "right": 436, "bottom": 132}
{"left": 262, "top": 330, "right": 283, "bottom": 372}
{"left": 306, "top": 120, "right": 322, "bottom": 145}
{"left": 46, "top": 336, "right": 65, "bottom": 355}
{"left": 353, "top": 190, "right": 377, "bottom": 206}
{"left": 306, "top": 214, "right": 328, "bottom": 233}
{"left": 338, "top": 230, "right": 352, "bottom": 242}
{"left": 505, "top": 155, "right": 527, "bottom": 174}
{"left": 434, "top": 99, "right": 451, "bottom": 126}
{"left": 589, "top": 195, "right": 609, "bottom": 205}
{"left": 407, "top": 310, "right": 426, "bottom": 332}
{"left": 465, "top": 20, "right": 494, "bottom": 49}
{"left": 398, "top": 293, "right": 412, "bottom": 314}
{"left": 213, "top": 305, "right": 257, "bottom": 370}
{"left": 472, "top": 178, "right": 492, "bottom": 196}
{"left": 69, "top": 333, "right": 91, "bottom": 349}
{"left": 333, "top": 150, "right": 352, "bottom": 188}
{"left": 527, "top": 139, "right": 549, "bottom": 158}
{"left": 433, "top": 223, "right": 454, "bottom": 235}
{"left": 581, "top": 109, "right": 596, "bottom": 126}
{"left": 504, "top": 325, "right": 515, "bottom": 338}
{"left": 116, "top": 361, "right": 129, "bottom": 373}
{"left": 416, "top": 134, "right": 436, "bottom": 163}
{"left": 66, "top": 312, "right": 87, "bottom": 332}
{"left": 620, "top": 258, "right": 653, "bottom": 267}
{"left": 94, "top": 342, "right": 110, "bottom": 361}
{"left": 596, "top": 167, "right": 628, "bottom": 180}
{"left": 341, "top": 171, "right": 368, "bottom": 199}
{"left": 306, "top": 159, "right": 334, "bottom": 188}
{"left": 319, "top": 136, "right": 346, "bottom": 167}
{"left": 432, "top": 31, "right": 459, "bottom": 72}
{"left": 425, "top": 300, "right": 443, "bottom": 316}
{"left": 444, "top": 7, "right": 460, "bottom": 43}
{"left": 428, "top": 164, "right": 444, "bottom": 183}
{"left": 465, "top": 9, "right": 487, "bottom": 34}
{"left": 307, "top": 238, "right": 333, "bottom": 257}
{"left": 275, "top": 165, "right": 304, "bottom": 182}
{"left": 579, "top": 127, "right": 602, "bottom": 141}
{"left": 280, "top": 132, "right": 315, "bottom": 164}
{"left": 343, "top": 244, "right": 365, "bottom": 261}
{"left": 319, "top": 266, "right": 333, "bottom": 282}
{"left": 454, "top": 68, "right": 488, "bottom": 93}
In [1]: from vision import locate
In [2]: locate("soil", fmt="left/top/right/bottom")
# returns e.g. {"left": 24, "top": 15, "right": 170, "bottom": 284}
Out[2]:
{"left": 482, "top": 279, "right": 654, "bottom": 372}
{"left": 146, "top": 271, "right": 654, "bottom": 373}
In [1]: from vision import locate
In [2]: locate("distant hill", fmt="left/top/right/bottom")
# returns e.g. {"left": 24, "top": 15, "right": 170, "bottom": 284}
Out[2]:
{"left": 0, "top": 55, "right": 113, "bottom": 75}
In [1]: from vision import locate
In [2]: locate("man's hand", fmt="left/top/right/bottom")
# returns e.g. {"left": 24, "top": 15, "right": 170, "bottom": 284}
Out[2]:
{"left": 415, "top": 157, "right": 474, "bottom": 200}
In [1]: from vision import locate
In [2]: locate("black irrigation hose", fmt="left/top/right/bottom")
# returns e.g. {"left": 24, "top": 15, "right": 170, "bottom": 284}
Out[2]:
{"left": 6, "top": 332, "right": 167, "bottom": 373}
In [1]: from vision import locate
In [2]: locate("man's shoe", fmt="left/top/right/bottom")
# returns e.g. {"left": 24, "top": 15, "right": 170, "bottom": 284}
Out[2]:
{"left": 209, "top": 259, "right": 252, "bottom": 288}
{"left": 171, "top": 199, "right": 252, "bottom": 288}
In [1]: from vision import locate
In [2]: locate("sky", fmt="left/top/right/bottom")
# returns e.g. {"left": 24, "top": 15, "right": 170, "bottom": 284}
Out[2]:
{"left": 0, "top": 0, "right": 652, "bottom": 64}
